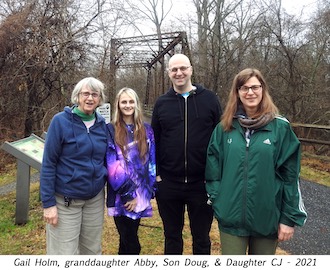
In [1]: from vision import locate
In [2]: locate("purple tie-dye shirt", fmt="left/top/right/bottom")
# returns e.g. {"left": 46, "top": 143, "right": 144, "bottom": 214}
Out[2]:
{"left": 106, "top": 123, "right": 156, "bottom": 220}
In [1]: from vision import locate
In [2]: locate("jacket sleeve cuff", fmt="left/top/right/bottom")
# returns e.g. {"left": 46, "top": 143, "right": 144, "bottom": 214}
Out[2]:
{"left": 117, "top": 179, "right": 137, "bottom": 203}
{"left": 279, "top": 216, "right": 295, "bottom": 227}
{"left": 120, "top": 191, "right": 137, "bottom": 204}
{"left": 42, "top": 198, "right": 57, "bottom": 209}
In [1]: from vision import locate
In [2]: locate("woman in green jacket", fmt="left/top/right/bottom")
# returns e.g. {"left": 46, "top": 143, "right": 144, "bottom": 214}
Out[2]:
{"left": 205, "top": 68, "right": 307, "bottom": 255}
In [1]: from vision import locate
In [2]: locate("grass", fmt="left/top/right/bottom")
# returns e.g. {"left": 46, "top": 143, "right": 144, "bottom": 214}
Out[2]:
{"left": 0, "top": 184, "right": 45, "bottom": 254}
{"left": 0, "top": 181, "right": 221, "bottom": 255}
{"left": 300, "top": 152, "right": 330, "bottom": 186}
{"left": 0, "top": 186, "right": 286, "bottom": 255}
{"left": 0, "top": 152, "right": 328, "bottom": 255}
{"left": 0, "top": 163, "right": 17, "bottom": 186}
{"left": 0, "top": 184, "right": 287, "bottom": 255}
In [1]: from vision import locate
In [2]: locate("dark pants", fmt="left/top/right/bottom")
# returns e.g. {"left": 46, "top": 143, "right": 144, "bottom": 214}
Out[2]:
{"left": 156, "top": 180, "right": 213, "bottom": 254}
{"left": 114, "top": 215, "right": 141, "bottom": 254}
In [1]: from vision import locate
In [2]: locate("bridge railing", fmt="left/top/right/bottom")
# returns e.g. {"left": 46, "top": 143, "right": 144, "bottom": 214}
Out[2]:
{"left": 291, "top": 123, "right": 330, "bottom": 146}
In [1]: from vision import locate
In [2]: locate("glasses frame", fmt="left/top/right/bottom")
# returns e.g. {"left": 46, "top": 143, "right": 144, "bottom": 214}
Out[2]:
{"left": 80, "top": 91, "right": 100, "bottom": 99}
{"left": 168, "top": 66, "right": 191, "bottom": 73}
{"left": 238, "top": 85, "right": 262, "bottom": 94}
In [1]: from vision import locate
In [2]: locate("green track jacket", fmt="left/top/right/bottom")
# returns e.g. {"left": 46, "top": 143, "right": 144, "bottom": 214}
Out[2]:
{"left": 205, "top": 116, "right": 307, "bottom": 238}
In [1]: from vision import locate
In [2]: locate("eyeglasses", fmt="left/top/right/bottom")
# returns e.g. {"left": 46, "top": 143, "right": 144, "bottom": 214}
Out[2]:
{"left": 238, "top": 85, "right": 262, "bottom": 94}
{"left": 168, "top": 66, "right": 191, "bottom": 73}
{"left": 80, "top": 92, "right": 100, "bottom": 98}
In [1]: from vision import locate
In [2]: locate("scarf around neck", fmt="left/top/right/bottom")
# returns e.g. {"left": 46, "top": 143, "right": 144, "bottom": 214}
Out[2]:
{"left": 238, "top": 113, "right": 274, "bottom": 129}
{"left": 73, "top": 107, "right": 96, "bottom": 121}
{"left": 235, "top": 105, "right": 275, "bottom": 129}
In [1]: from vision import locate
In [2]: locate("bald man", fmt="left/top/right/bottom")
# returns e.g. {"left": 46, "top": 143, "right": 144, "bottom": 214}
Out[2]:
{"left": 151, "top": 54, "right": 222, "bottom": 254}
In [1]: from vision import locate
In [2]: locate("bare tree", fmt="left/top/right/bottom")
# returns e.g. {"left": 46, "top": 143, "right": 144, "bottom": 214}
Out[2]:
{"left": 0, "top": 5, "right": 33, "bottom": 139}
{"left": 256, "top": 1, "right": 315, "bottom": 121}
{"left": 302, "top": 3, "right": 330, "bottom": 124}
{"left": 0, "top": 0, "right": 329, "bottom": 146}
{"left": 192, "top": 0, "right": 257, "bottom": 98}
{"left": 125, "top": 0, "right": 173, "bottom": 97}
{"left": 0, "top": 0, "right": 109, "bottom": 137}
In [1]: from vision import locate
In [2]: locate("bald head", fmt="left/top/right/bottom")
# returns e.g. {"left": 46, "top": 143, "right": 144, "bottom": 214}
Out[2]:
{"left": 167, "top": 54, "right": 193, "bottom": 93}
{"left": 168, "top": 54, "right": 191, "bottom": 68}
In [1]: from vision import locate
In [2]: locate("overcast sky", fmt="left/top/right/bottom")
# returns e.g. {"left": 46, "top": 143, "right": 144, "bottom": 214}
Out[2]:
{"left": 169, "top": 0, "right": 318, "bottom": 17}
{"left": 134, "top": 0, "right": 319, "bottom": 36}
{"left": 281, "top": 0, "right": 317, "bottom": 15}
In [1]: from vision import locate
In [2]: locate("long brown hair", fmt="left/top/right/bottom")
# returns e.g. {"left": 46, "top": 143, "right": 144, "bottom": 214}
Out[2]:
{"left": 113, "top": 87, "right": 148, "bottom": 163}
{"left": 221, "top": 68, "right": 279, "bottom": 131}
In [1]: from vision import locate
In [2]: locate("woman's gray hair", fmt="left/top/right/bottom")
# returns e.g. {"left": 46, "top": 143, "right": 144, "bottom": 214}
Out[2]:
{"left": 71, "top": 77, "right": 106, "bottom": 105}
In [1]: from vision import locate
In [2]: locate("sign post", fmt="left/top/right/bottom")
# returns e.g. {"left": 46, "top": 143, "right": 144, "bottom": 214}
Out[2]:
{"left": 15, "top": 159, "right": 31, "bottom": 224}
{"left": 1, "top": 134, "right": 44, "bottom": 224}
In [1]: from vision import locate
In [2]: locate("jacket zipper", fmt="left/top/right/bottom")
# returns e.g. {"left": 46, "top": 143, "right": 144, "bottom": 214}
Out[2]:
{"left": 242, "top": 128, "right": 250, "bottom": 227}
{"left": 88, "top": 122, "right": 96, "bottom": 194}
{"left": 184, "top": 97, "right": 188, "bottom": 183}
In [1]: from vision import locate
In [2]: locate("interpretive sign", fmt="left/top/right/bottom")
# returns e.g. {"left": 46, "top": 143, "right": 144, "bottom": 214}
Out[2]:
{"left": 2, "top": 134, "right": 45, "bottom": 169}
{"left": 1, "top": 134, "right": 45, "bottom": 224}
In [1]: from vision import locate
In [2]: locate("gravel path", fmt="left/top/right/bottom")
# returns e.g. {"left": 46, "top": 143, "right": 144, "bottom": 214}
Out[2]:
{"left": 0, "top": 176, "right": 328, "bottom": 255}
{"left": 278, "top": 179, "right": 330, "bottom": 255}
{"left": 0, "top": 173, "right": 40, "bottom": 196}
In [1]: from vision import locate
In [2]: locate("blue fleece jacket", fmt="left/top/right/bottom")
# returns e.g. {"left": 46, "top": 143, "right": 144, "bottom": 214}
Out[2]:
{"left": 40, "top": 106, "right": 108, "bottom": 208}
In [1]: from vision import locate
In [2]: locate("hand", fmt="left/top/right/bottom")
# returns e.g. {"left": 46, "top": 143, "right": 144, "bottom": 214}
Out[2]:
{"left": 124, "top": 197, "right": 137, "bottom": 212}
{"left": 43, "top": 206, "right": 58, "bottom": 226}
{"left": 278, "top": 223, "right": 294, "bottom": 241}
{"left": 156, "top": 175, "right": 162, "bottom": 182}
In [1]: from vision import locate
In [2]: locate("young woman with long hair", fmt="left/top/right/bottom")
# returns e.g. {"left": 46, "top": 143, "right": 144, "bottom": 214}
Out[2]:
{"left": 106, "top": 87, "right": 156, "bottom": 254}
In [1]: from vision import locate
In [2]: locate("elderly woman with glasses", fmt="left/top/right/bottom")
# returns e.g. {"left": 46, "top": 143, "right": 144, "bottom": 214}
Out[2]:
{"left": 40, "top": 77, "right": 108, "bottom": 255}
{"left": 205, "top": 68, "right": 307, "bottom": 255}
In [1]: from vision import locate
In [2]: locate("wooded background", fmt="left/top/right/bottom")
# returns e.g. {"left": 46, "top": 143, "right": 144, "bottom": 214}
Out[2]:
{"left": 0, "top": 0, "right": 329, "bottom": 167}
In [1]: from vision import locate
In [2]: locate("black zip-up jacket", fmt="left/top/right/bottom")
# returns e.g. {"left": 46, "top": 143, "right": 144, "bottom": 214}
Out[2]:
{"left": 151, "top": 84, "right": 222, "bottom": 184}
